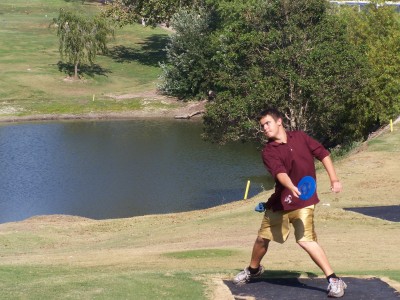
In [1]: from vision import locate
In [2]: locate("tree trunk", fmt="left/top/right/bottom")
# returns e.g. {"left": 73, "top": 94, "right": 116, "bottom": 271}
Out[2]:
{"left": 174, "top": 110, "right": 205, "bottom": 119}
{"left": 74, "top": 63, "right": 79, "bottom": 79}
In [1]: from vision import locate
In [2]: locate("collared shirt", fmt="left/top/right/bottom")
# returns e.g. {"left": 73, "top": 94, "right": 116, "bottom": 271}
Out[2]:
{"left": 261, "top": 130, "right": 330, "bottom": 211}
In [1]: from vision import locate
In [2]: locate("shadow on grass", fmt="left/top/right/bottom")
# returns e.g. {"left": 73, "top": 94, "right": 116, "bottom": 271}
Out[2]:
{"left": 225, "top": 270, "right": 326, "bottom": 295}
{"left": 258, "top": 270, "right": 319, "bottom": 279}
{"left": 108, "top": 34, "right": 169, "bottom": 66}
{"left": 56, "top": 61, "right": 112, "bottom": 78}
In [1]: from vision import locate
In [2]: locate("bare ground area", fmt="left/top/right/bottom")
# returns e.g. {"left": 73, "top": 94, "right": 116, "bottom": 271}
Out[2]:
{"left": 0, "top": 104, "right": 399, "bottom": 299}
{"left": 0, "top": 91, "right": 207, "bottom": 122}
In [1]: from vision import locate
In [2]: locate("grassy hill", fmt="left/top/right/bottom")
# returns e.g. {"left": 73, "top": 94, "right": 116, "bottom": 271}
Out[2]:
{"left": 0, "top": 0, "right": 181, "bottom": 119}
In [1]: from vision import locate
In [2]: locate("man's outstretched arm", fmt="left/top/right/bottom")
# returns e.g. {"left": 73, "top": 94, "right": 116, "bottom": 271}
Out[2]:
{"left": 321, "top": 156, "right": 342, "bottom": 193}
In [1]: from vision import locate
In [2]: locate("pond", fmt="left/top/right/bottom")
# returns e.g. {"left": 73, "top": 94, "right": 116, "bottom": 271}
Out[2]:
{"left": 0, "top": 119, "right": 273, "bottom": 223}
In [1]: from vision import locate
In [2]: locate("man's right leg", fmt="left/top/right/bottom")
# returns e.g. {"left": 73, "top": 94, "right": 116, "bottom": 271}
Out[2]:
{"left": 233, "top": 209, "right": 287, "bottom": 285}
{"left": 249, "top": 236, "right": 270, "bottom": 269}
{"left": 233, "top": 237, "right": 269, "bottom": 285}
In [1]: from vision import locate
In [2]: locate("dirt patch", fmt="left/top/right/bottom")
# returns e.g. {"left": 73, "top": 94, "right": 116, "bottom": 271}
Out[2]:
{"left": 0, "top": 106, "right": 23, "bottom": 115}
{"left": 105, "top": 90, "right": 170, "bottom": 101}
{"left": 0, "top": 91, "right": 207, "bottom": 123}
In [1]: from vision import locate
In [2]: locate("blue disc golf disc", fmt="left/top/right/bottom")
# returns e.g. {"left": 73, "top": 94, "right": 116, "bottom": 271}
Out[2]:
{"left": 298, "top": 176, "right": 316, "bottom": 200}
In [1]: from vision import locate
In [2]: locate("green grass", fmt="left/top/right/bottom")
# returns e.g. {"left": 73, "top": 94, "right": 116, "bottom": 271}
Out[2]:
{"left": 341, "top": 270, "right": 400, "bottom": 283}
{"left": 0, "top": 266, "right": 205, "bottom": 300}
{"left": 1, "top": 265, "right": 398, "bottom": 300}
{"left": 0, "top": 0, "right": 171, "bottom": 116}
{"left": 164, "top": 249, "right": 238, "bottom": 260}
{"left": 367, "top": 125, "right": 400, "bottom": 152}
{"left": 253, "top": 269, "right": 400, "bottom": 282}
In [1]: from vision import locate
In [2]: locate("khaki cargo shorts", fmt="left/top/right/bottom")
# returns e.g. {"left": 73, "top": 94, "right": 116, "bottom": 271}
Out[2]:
{"left": 258, "top": 205, "right": 317, "bottom": 243}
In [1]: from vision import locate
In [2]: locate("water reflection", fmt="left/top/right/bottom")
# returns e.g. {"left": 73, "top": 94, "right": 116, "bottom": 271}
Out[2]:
{"left": 0, "top": 120, "right": 273, "bottom": 223}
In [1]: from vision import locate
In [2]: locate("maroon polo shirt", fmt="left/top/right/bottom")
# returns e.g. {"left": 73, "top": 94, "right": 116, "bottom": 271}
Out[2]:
{"left": 262, "top": 130, "right": 330, "bottom": 211}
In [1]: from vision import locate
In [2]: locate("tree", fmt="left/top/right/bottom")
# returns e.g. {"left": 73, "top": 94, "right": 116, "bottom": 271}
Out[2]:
{"left": 340, "top": 3, "right": 400, "bottom": 128}
{"left": 200, "top": 0, "right": 370, "bottom": 146}
{"left": 102, "top": 0, "right": 205, "bottom": 27}
{"left": 158, "top": 7, "right": 216, "bottom": 99}
{"left": 53, "top": 9, "right": 114, "bottom": 79}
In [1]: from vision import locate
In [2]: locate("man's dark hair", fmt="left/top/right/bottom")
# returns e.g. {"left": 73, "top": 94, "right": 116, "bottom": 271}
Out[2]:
{"left": 258, "top": 108, "right": 284, "bottom": 121}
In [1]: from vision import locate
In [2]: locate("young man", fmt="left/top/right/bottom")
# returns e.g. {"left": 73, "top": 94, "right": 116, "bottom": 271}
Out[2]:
{"left": 233, "top": 108, "right": 347, "bottom": 298}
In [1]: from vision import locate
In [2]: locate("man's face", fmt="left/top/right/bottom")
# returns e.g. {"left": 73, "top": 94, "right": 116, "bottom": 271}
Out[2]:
{"left": 259, "top": 114, "right": 281, "bottom": 139}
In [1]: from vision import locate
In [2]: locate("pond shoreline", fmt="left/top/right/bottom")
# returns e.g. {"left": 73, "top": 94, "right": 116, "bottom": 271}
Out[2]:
{"left": 0, "top": 100, "right": 207, "bottom": 124}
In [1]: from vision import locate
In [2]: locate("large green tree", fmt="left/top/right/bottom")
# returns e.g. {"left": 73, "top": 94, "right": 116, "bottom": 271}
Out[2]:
{"left": 158, "top": 7, "right": 216, "bottom": 99}
{"left": 201, "top": 0, "right": 370, "bottom": 146}
{"left": 340, "top": 3, "right": 400, "bottom": 129}
{"left": 53, "top": 9, "right": 114, "bottom": 79}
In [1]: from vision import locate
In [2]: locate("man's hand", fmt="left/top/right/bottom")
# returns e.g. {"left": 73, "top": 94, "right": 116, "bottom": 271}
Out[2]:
{"left": 291, "top": 186, "right": 301, "bottom": 198}
{"left": 321, "top": 156, "right": 342, "bottom": 194}
{"left": 331, "top": 180, "right": 342, "bottom": 193}
{"left": 276, "top": 173, "right": 301, "bottom": 198}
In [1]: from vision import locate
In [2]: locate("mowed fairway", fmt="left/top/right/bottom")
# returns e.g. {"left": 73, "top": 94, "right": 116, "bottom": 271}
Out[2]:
{"left": 0, "top": 0, "right": 176, "bottom": 117}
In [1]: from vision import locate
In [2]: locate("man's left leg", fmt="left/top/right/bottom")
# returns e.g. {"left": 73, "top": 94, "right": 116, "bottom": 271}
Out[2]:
{"left": 297, "top": 241, "right": 333, "bottom": 276}
{"left": 293, "top": 205, "right": 347, "bottom": 298}
{"left": 298, "top": 241, "right": 347, "bottom": 298}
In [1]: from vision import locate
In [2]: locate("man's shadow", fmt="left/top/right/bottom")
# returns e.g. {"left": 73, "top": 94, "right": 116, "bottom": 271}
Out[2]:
{"left": 224, "top": 270, "right": 327, "bottom": 297}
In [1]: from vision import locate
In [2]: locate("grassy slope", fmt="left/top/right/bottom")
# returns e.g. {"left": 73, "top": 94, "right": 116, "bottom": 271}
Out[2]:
{"left": 0, "top": 0, "right": 176, "bottom": 117}
{"left": 0, "top": 124, "right": 399, "bottom": 299}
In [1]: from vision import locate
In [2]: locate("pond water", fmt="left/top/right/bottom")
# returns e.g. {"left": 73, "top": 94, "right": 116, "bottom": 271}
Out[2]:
{"left": 0, "top": 119, "right": 273, "bottom": 223}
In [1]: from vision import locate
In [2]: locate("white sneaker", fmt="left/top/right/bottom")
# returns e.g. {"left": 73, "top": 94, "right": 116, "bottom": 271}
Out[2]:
{"left": 327, "top": 278, "right": 347, "bottom": 298}
{"left": 233, "top": 265, "right": 264, "bottom": 285}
